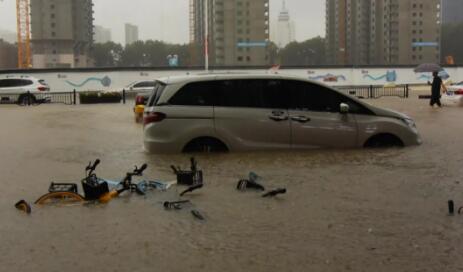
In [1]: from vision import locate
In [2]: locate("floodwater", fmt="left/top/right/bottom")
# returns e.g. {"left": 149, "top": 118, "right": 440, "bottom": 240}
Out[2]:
{"left": 1, "top": 95, "right": 463, "bottom": 271}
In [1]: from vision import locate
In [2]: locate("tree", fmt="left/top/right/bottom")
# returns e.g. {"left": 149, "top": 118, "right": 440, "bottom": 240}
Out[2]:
{"left": 277, "top": 36, "right": 326, "bottom": 66}
{"left": 91, "top": 42, "right": 123, "bottom": 67}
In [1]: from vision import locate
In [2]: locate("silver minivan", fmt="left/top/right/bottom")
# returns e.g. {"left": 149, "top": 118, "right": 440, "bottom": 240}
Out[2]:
{"left": 143, "top": 74, "right": 421, "bottom": 153}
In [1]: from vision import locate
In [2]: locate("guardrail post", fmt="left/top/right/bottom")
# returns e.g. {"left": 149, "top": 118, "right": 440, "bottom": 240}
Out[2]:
{"left": 369, "top": 85, "right": 373, "bottom": 99}
{"left": 405, "top": 84, "right": 409, "bottom": 98}
{"left": 122, "top": 89, "right": 126, "bottom": 104}
{"left": 73, "top": 89, "right": 77, "bottom": 105}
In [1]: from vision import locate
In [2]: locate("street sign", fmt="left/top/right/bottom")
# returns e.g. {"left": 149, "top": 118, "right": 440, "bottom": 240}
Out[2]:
{"left": 237, "top": 42, "right": 268, "bottom": 48}
{"left": 412, "top": 42, "right": 439, "bottom": 47}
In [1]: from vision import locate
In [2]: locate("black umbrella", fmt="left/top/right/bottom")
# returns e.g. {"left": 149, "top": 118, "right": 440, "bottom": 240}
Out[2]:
{"left": 414, "top": 63, "right": 443, "bottom": 73}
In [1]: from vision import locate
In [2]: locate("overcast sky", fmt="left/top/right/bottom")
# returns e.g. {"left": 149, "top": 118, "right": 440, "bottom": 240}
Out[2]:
{"left": 0, "top": 0, "right": 325, "bottom": 44}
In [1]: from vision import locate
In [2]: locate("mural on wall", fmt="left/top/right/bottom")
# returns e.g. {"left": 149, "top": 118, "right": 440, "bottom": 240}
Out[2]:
{"left": 416, "top": 70, "right": 450, "bottom": 81}
{"left": 66, "top": 76, "right": 112, "bottom": 88}
{"left": 309, "top": 73, "right": 347, "bottom": 82}
{"left": 363, "top": 70, "right": 397, "bottom": 82}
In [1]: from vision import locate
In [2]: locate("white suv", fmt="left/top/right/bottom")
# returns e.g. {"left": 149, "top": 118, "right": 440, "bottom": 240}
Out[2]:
{"left": 0, "top": 76, "right": 50, "bottom": 104}
{"left": 143, "top": 74, "right": 422, "bottom": 153}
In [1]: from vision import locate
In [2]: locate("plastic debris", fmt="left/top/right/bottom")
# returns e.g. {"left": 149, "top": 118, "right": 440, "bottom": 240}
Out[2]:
{"left": 191, "top": 209, "right": 205, "bottom": 220}
{"left": 448, "top": 200, "right": 455, "bottom": 215}
{"left": 180, "top": 183, "right": 203, "bottom": 196}
{"left": 15, "top": 200, "right": 31, "bottom": 214}
{"left": 163, "top": 200, "right": 190, "bottom": 210}
{"left": 262, "top": 188, "right": 287, "bottom": 198}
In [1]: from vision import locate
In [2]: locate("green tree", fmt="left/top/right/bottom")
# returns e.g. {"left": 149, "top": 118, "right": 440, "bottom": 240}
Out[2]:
{"left": 91, "top": 42, "right": 123, "bottom": 67}
{"left": 277, "top": 36, "right": 326, "bottom": 66}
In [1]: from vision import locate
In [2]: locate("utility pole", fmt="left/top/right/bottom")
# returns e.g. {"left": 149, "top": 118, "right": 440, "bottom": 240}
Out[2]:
{"left": 204, "top": 0, "right": 209, "bottom": 71}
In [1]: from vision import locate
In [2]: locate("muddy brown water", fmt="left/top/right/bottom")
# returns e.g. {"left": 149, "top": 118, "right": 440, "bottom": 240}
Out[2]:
{"left": 1, "top": 95, "right": 463, "bottom": 271}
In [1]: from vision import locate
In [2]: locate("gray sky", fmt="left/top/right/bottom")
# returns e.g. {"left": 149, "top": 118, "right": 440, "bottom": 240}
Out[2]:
{"left": 0, "top": 0, "right": 325, "bottom": 44}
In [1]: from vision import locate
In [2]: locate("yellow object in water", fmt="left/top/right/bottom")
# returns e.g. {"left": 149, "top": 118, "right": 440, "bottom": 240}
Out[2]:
{"left": 99, "top": 190, "right": 120, "bottom": 204}
{"left": 134, "top": 105, "right": 145, "bottom": 123}
{"left": 134, "top": 105, "right": 144, "bottom": 114}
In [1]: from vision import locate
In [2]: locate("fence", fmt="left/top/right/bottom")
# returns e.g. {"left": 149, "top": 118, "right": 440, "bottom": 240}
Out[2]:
{"left": 0, "top": 91, "right": 77, "bottom": 105}
{"left": 1, "top": 85, "right": 409, "bottom": 106}
{"left": 336, "top": 85, "right": 409, "bottom": 99}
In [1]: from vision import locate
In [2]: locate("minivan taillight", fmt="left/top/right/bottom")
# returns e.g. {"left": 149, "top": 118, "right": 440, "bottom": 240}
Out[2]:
{"left": 144, "top": 112, "right": 166, "bottom": 126}
{"left": 38, "top": 86, "right": 48, "bottom": 91}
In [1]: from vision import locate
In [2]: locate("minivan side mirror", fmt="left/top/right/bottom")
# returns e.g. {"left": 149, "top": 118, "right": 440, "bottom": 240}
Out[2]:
{"left": 340, "top": 103, "right": 350, "bottom": 114}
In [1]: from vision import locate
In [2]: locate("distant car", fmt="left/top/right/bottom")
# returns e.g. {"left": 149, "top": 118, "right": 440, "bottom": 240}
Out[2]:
{"left": 0, "top": 76, "right": 50, "bottom": 104}
{"left": 442, "top": 81, "right": 463, "bottom": 106}
{"left": 124, "top": 81, "right": 156, "bottom": 93}
{"left": 143, "top": 73, "right": 422, "bottom": 153}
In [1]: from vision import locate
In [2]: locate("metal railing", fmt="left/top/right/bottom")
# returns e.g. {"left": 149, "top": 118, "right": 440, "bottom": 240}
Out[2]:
{"left": 337, "top": 84, "right": 409, "bottom": 99}
{"left": 0, "top": 91, "right": 77, "bottom": 105}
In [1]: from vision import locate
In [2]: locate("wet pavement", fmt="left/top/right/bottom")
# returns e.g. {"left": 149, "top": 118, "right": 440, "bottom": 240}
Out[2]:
{"left": 1, "top": 95, "right": 463, "bottom": 271}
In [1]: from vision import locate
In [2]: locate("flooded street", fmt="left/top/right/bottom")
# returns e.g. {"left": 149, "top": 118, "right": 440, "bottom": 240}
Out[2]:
{"left": 1, "top": 96, "right": 463, "bottom": 271}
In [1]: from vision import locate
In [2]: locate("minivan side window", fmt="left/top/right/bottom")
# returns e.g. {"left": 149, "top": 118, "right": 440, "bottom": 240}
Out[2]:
{"left": 285, "top": 80, "right": 373, "bottom": 114}
{"left": 169, "top": 81, "right": 216, "bottom": 106}
{"left": 216, "top": 79, "right": 286, "bottom": 109}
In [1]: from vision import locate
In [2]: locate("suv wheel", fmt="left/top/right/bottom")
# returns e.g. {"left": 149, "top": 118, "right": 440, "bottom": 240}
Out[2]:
{"left": 364, "top": 134, "right": 404, "bottom": 148}
{"left": 183, "top": 137, "right": 228, "bottom": 153}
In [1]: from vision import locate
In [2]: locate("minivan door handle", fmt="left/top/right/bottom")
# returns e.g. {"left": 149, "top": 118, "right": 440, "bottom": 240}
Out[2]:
{"left": 268, "top": 114, "right": 289, "bottom": 122}
{"left": 291, "top": 116, "right": 311, "bottom": 123}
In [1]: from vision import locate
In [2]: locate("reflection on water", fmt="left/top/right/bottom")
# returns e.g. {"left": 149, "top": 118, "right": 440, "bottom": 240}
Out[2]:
{"left": 1, "top": 99, "right": 463, "bottom": 271}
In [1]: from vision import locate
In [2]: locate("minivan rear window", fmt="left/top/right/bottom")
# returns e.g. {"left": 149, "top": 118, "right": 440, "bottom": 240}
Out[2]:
{"left": 146, "top": 82, "right": 166, "bottom": 107}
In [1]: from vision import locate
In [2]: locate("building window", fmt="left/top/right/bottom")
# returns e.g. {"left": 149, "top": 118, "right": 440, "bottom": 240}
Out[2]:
{"left": 237, "top": 56, "right": 243, "bottom": 62}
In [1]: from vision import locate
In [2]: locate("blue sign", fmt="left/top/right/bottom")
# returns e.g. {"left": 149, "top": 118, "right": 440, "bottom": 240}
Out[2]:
{"left": 237, "top": 42, "right": 268, "bottom": 48}
{"left": 167, "top": 55, "right": 179, "bottom": 67}
{"left": 412, "top": 42, "right": 439, "bottom": 47}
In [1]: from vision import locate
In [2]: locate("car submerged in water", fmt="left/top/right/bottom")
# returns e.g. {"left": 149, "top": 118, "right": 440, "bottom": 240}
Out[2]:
{"left": 143, "top": 73, "right": 422, "bottom": 153}
{"left": 442, "top": 81, "right": 463, "bottom": 107}
{"left": 0, "top": 76, "right": 51, "bottom": 105}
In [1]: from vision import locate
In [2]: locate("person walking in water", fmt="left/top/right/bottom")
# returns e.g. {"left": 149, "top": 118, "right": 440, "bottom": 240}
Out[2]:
{"left": 428, "top": 71, "right": 447, "bottom": 107}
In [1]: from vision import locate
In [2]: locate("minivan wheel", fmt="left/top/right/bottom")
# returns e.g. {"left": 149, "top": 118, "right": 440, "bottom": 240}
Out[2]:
{"left": 364, "top": 134, "right": 404, "bottom": 148}
{"left": 18, "top": 94, "right": 36, "bottom": 106}
{"left": 183, "top": 137, "right": 229, "bottom": 153}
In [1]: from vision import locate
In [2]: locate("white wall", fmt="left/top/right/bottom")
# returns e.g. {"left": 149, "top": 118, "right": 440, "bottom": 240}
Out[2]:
{"left": 1, "top": 67, "right": 462, "bottom": 92}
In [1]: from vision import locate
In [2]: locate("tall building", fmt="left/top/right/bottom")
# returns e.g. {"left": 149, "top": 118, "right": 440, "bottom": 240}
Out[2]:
{"left": 274, "top": 0, "right": 295, "bottom": 48}
{"left": 31, "top": 0, "right": 94, "bottom": 68}
{"left": 94, "top": 25, "right": 112, "bottom": 44}
{"left": 125, "top": 23, "right": 139, "bottom": 46}
{"left": 326, "top": 0, "right": 441, "bottom": 65}
{"left": 442, "top": 0, "right": 463, "bottom": 25}
{"left": 190, "top": 0, "right": 270, "bottom": 66}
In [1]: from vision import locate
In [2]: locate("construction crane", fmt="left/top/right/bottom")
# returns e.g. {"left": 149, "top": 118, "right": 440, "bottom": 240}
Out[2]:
{"left": 16, "top": 0, "right": 31, "bottom": 68}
